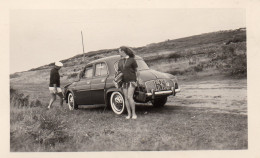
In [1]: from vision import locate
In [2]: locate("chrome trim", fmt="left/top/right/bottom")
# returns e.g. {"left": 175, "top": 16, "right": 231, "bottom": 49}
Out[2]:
{"left": 146, "top": 90, "right": 173, "bottom": 96}
{"left": 175, "top": 88, "right": 181, "bottom": 93}
{"left": 146, "top": 88, "right": 181, "bottom": 97}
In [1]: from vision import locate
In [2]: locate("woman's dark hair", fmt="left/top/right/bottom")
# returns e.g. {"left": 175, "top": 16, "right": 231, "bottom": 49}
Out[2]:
{"left": 120, "top": 46, "right": 135, "bottom": 57}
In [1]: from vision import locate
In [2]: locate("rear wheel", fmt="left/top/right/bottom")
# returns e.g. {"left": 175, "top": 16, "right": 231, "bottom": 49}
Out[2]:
{"left": 110, "top": 92, "right": 125, "bottom": 115}
{"left": 152, "top": 97, "right": 167, "bottom": 107}
{"left": 68, "top": 92, "right": 78, "bottom": 110}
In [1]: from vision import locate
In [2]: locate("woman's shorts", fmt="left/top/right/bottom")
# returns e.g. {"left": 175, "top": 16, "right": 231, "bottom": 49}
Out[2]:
{"left": 122, "top": 82, "right": 137, "bottom": 89}
{"left": 49, "top": 87, "right": 62, "bottom": 94}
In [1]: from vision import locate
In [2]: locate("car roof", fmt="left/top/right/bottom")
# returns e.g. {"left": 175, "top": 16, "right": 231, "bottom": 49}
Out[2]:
{"left": 88, "top": 55, "right": 143, "bottom": 65}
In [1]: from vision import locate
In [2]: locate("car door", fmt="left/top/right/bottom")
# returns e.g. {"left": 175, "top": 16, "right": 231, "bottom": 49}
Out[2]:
{"left": 90, "top": 62, "right": 109, "bottom": 105}
{"left": 74, "top": 65, "right": 93, "bottom": 105}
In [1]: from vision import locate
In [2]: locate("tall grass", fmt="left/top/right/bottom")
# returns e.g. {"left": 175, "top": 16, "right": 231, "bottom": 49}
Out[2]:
{"left": 10, "top": 105, "right": 248, "bottom": 151}
{"left": 216, "top": 42, "right": 247, "bottom": 77}
{"left": 10, "top": 87, "right": 71, "bottom": 151}
{"left": 10, "top": 107, "right": 71, "bottom": 151}
{"left": 10, "top": 87, "right": 42, "bottom": 108}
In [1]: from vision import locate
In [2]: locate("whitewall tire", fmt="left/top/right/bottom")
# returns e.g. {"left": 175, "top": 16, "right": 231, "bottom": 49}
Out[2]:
{"left": 68, "top": 93, "right": 78, "bottom": 110}
{"left": 110, "top": 92, "right": 125, "bottom": 115}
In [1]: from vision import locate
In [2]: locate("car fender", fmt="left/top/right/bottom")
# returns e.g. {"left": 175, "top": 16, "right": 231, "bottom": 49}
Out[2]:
{"left": 105, "top": 88, "right": 124, "bottom": 106}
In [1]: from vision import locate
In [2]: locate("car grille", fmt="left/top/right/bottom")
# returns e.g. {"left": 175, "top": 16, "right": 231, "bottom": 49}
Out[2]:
{"left": 145, "top": 79, "right": 173, "bottom": 93}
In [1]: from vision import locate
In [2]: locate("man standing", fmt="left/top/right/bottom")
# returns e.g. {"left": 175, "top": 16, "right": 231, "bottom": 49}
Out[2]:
{"left": 48, "top": 61, "right": 64, "bottom": 109}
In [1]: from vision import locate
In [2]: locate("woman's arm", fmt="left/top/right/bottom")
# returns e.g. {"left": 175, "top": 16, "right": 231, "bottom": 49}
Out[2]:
{"left": 136, "top": 68, "right": 143, "bottom": 85}
{"left": 136, "top": 68, "right": 140, "bottom": 80}
{"left": 132, "top": 58, "right": 140, "bottom": 83}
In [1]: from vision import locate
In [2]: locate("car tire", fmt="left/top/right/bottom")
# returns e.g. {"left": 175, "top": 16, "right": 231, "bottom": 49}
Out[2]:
{"left": 152, "top": 97, "right": 167, "bottom": 107}
{"left": 110, "top": 91, "right": 125, "bottom": 115}
{"left": 68, "top": 92, "right": 78, "bottom": 110}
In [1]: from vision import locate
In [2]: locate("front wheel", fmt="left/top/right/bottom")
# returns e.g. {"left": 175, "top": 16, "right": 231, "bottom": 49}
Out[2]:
{"left": 110, "top": 92, "right": 125, "bottom": 115}
{"left": 68, "top": 92, "right": 78, "bottom": 110}
{"left": 152, "top": 97, "right": 167, "bottom": 107}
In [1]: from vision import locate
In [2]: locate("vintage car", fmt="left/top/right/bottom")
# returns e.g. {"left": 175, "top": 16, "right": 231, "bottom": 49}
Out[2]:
{"left": 63, "top": 55, "right": 180, "bottom": 114}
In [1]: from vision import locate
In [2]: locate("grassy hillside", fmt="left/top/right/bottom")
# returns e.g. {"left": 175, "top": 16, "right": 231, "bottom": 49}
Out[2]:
{"left": 10, "top": 28, "right": 246, "bottom": 106}
{"left": 26, "top": 28, "right": 246, "bottom": 72}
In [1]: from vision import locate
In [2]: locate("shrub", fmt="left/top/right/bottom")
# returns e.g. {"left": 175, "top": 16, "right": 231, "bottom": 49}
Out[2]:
{"left": 10, "top": 107, "right": 70, "bottom": 151}
{"left": 229, "top": 54, "right": 247, "bottom": 75}
{"left": 216, "top": 43, "right": 247, "bottom": 77}
{"left": 29, "top": 99, "right": 43, "bottom": 107}
{"left": 167, "top": 70, "right": 185, "bottom": 75}
{"left": 194, "top": 64, "right": 204, "bottom": 72}
{"left": 10, "top": 87, "right": 30, "bottom": 107}
{"left": 10, "top": 87, "right": 43, "bottom": 108}
{"left": 168, "top": 53, "right": 181, "bottom": 59}
{"left": 167, "top": 67, "right": 195, "bottom": 76}
{"left": 34, "top": 111, "right": 70, "bottom": 147}
{"left": 10, "top": 73, "right": 20, "bottom": 78}
{"left": 225, "top": 34, "right": 246, "bottom": 45}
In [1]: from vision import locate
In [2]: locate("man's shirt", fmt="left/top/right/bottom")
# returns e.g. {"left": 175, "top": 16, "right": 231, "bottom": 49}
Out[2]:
{"left": 49, "top": 68, "right": 60, "bottom": 87}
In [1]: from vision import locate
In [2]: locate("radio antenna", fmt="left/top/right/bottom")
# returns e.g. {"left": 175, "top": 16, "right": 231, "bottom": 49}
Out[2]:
{"left": 81, "top": 30, "right": 85, "bottom": 61}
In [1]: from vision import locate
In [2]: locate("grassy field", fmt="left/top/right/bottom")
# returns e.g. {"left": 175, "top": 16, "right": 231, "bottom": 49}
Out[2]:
{"left": 10, "top": 103, "right": 247, "bottom": 151}
{"left": 10, "top": 77, "right": 247, "bottom": 151}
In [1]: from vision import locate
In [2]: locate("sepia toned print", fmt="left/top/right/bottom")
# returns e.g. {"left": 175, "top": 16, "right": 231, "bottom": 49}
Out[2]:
{"left": 10, "top": 9, "right": 247, "bottom": 151}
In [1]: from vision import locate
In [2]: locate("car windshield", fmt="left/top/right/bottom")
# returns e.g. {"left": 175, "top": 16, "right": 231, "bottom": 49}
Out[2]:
{"left": 114, "top": 59, "right": 149, "bottom": 72}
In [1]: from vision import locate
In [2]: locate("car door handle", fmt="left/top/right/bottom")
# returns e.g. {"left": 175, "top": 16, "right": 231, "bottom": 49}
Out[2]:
{"left": 101, "top": 79, "right": 105, "bottom": 83}
{"left": 87, "top": 81, "right": 90, "bottom": 84}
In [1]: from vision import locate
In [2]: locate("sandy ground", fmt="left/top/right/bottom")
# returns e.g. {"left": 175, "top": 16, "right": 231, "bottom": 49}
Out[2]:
{"left": 168, "top": 78, "right": 247, "bottom": 115}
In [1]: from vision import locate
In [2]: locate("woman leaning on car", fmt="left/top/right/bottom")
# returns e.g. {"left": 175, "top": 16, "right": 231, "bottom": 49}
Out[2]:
{"left": 117, "top": 46, "right": 140, "bottom": 119}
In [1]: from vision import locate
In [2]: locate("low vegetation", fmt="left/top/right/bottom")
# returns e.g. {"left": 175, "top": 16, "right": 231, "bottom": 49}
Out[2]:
{"left": 10, "top": 87, "right": 42, "bottom": 108}
{"left": 25, "top": 28, "right": 246, "bottom": 79}
{"left": 10, "top": 73, "right": 20, "bottom": 79}
{"left": 216, "top": 43, "right": 247, "bottom": 77}
{"left": 10, "top": 100, "right": 247, "bottom": 151}
{"left": 10, "top": 28, "right": 247, "bottom": 151}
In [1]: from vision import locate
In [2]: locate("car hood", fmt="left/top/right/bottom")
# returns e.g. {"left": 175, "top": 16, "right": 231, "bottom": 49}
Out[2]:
{"left": 63, "top": 80, "right": 79, "bottom": 89}
{"left": 139, "top": 69, "right": 174, "bottom": 81}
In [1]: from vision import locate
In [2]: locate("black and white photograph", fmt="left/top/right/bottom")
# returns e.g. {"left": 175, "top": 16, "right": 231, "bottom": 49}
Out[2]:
{"left": 2, "top": 0, "right": 260, "bottom": 157}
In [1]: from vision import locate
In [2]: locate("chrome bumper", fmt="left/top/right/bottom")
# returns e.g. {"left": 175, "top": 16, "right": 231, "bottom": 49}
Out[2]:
{"left": 146, "top": 88, "right": 181, "bottom": 97}
{"left": 175, "top": 88, "right": 181, "bottom": 93}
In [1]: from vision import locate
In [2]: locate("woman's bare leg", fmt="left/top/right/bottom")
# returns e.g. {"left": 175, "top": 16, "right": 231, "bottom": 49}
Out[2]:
{"left": 127, "top": 85, "right": 137, "bottom": 119}
{"left": 123, "top": 87, "right": 131, "bottom": 118}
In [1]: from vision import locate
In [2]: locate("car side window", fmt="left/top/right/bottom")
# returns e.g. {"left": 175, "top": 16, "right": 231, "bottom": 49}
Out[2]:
{"left": 94, "top": 63, "right": 108, "bottom": 76}
{"left": 84, "top": 66, "right": 93, "bottom": 78}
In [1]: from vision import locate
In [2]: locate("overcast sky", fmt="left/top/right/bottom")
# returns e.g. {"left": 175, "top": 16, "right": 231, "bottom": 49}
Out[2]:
{"left": 10, "top": 9, "right": 245, "bottom": 73}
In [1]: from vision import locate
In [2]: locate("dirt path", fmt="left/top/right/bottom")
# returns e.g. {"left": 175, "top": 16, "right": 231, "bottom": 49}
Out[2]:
{"left": 168, "top": 78, "right": 247, "bottom": 115}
